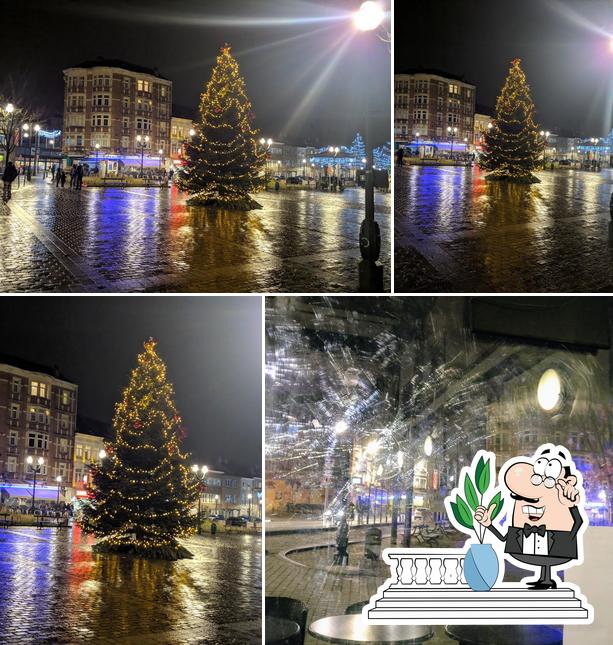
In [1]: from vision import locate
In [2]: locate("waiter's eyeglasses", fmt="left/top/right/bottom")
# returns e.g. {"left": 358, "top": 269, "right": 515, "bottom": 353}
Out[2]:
{"left": 531, "top": 473, "right": 556, "bottom": 488}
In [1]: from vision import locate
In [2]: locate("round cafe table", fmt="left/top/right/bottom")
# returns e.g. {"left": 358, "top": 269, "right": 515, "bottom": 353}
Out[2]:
{"left": 445, "top": 624, "right": 563, "bottom": 645}
{"left": 309, "top": 615, "right": 433, "bottom": 644}
{"left": 265, "top": 615, "right": 301, "bottom": 645}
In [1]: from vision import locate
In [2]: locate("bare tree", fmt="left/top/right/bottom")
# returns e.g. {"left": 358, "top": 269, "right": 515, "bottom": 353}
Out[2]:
{"left": 0, "top": 98, "right": 37, "bottom": 170}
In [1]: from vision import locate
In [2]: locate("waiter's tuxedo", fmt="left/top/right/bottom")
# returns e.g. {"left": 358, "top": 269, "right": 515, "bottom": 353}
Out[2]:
{"left": 487, "top": 505, "right": 583, "bottom": 564}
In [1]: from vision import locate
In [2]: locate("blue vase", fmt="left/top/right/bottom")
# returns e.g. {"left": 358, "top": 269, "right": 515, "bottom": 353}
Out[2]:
{"left": 464, "top": 543, "right": 498, "bottom": 591}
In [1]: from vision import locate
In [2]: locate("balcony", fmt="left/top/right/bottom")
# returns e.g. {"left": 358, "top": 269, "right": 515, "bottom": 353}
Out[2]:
{"left": 7, "top": 445, "right": 18, "bottom": 455}
{"left": 365, "top": 548, "right": 591, "bottom": 622}
{"left": 9, "top": 390, "right": 21, "bottom": 401}
{"left": 8, "top": 417, "right": 20, "bottom": 427}
{"left": 30, "top": 395, "right": 51, "bottom": 407}
{"left": 27, "top": 421, "right": 50, "bottom": 432}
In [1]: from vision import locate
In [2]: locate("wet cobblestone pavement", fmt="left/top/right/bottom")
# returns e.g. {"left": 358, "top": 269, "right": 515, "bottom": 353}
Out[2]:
{"left": 395, "top": 165, "right": 613, "bottom": 292}
{"left": 0, "top": 525, "right": 261, "bottom": 644}
{"left": 3, "top": 179, "right": 390, "bottom": 292}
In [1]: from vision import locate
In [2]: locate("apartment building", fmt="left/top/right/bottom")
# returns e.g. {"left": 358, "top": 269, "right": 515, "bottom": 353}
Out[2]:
{"left": 0, "top": 355, "right": 77, "bottom": 494}
{"left": 62, "top": 58, "right": 172, "bottom": 167}
{"left": 394, "top": 69, "right": 476, "bottom": 154}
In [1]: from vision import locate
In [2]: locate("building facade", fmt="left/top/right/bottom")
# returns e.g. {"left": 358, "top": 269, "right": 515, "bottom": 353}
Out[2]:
{"left": 170, "top": 115, "right": 195, "bottom": 167}
{"left": 394, "top": 70, "right": 476, "bottom": 156}
{"left": 72, "top": 431, "right": 106, "bottom": 497}
{"left": 62, "top": 59, "right": 172, "bottom": 168}
{"left": 0, "top": 357, "right": 78, "bottom": 502}
{"left": 473, "top": 108, "right": 493, "bottom": 150}
{"left": 198, "top": 470, "right": 262, "bottom": 518}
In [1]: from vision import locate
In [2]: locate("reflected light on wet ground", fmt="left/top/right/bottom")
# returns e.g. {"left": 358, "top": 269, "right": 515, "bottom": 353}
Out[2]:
{"left": 0, "top": 526, "right": 261, "bottom": 644}
{"left": 395, "top": 165, "right": 613, "bottom": 292}
{"left": 4, "top": 179, "right": 390, "bottom": 293}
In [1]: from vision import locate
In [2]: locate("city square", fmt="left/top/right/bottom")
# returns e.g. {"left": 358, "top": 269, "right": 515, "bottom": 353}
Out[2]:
{"left": 394, "top": 0, "right": 613, "bottom": 293}
{"left": 0, "top": 526, "right": 261, "bottom": 644}
{"left": 1, "top": 177, "right": 390, "bottom": 292}
{"left": 1, "top": 1, "right": 391, "bottom": 294}
{"left": 0, "top": 297, "right": 262, "bottom": 644}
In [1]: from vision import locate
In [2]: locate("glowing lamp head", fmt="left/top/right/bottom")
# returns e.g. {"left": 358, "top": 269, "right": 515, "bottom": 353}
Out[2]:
{"left": 191, "top": 464, "right": 199, "bottom": 473}
{"left": 158, "top": 148, "right": 163, "bottom": 155}
{"left": 37, "top": 457, "right": 44, "bottom": 466}
{"left": 99, "top": 449, "right": 107, "bottom": 460}
{"left": 202, "top": 465, "right": 208, "bottom": 475}
{"left": 366, "top": 439, "right": 380, "bottom": 455}
{"left": 136, "top": 135, "right": 142, "bottom": 142}
{"left": 361, "top": 157, "right": 367, "bottom": 163}
{"left": 26, "top": 455, "right": 33, "bottom": 465}
{"left": 214, "top": 494, "right": 219, "bottom": 500}
{"left": 22, "top": 123, "right": 29, "bottom": 131}
{"left": 267, "top": 138, "right": 273, "bottom": 145}
{"left": 144, "top": 135, "right": 150, "bottom": 142}
{"left": 189, "top": 128, "right": 196, "bottom": 137}
{"left": 334, "top": 420, "right": 348, "bottom": 434}
{"left": 34, "top": 124, "right": 40, "bottom": 132}
{"left": 5, "top": 103, "right": 14, "bottom": 113}
{"left": 56, "top": 475, "right": 62, "bottom": 483}
{"left": 328, "top": 146, "right": 334, "bottom": 152}
{"left": 415, "top": 132, "right": 420, "bottom": 137}
{"left": 247, "top": 493, "right": 252, "bottom": 500}
{"left": 95, "top": 143, "right": 100, "bottom": 150}
{"left": 354, "top": 1, "right": 384, "bottom": 31}
{"left": 537, "top": 368, "right": 562, "bottom": 411}
{"left": 424, "top": 435, "right": 433, "bottom": 456}
{"left": 540, "top": 130, "right": 545, "bottom": 136}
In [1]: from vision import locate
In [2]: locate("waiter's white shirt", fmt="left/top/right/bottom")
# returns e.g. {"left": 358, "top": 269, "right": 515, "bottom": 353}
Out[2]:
{"left": 522, "top": 530, "right": 549, "bottom": 556}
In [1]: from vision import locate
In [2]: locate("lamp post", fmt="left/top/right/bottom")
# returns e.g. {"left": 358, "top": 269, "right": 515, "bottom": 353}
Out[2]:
{"left": 191, "top": 464, "right": 208, "bottom": 534}
{"left": 354, "top": 1, "right": 385, "bottom": 293}
{"left": 447, "top": 126, "right": 458, "bottom": 160}
{"left": 414, "top": 132, "right": 420, "bottom": 160}
{"left": 259, "top": 137, "right": 273, "bottom": 187}
{"left": 33, "top": 124, "right": 40, "bottom": 175}
{"left": 22, "top": 124, "right": 31, "bottom": 176}
{"left": 136, "top": 134, "right": 149, "bottom": 178}
{"left": 540, "top": 130, "right": 550, "bottom": 168}
{"left": 55, "top": 475, "right": 62, "bottom": 506}
{"left": 94, "top": 143, "right": 100, "bottom": 170}
{"left": 26, "top": 456, "right": 44, "bottom": 513}
{"left": 247, "top": 492, "right": 252, "bottom": 523}
{"left": 214, "top": 493, "right": 219, "bottom": 515}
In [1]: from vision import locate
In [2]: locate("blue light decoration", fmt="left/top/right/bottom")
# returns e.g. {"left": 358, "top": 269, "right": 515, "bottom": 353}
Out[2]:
{"left": 373, "top": 142, "right": 391, "bottom": 170}
{"left": 350, "top": 133, "right": 366, "bottom": 160}
{"left": 576, "top": 129, "right": 613, "bottom": 156}
{"left": 39, "top": 129, "right": 61, "bottom": 140}
{"left": 80, "top": 153, "right": 163, "bottom": 168}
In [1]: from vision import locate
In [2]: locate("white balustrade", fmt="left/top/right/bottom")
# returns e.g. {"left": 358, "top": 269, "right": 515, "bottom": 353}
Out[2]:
{"left": 384, "top": 548, "right": 467, "bottom": 587}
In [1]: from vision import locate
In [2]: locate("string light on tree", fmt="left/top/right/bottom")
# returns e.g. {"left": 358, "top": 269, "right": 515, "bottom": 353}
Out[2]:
{"left": 78, "top": 339, "right": 199, "bottom": 560}
{"left": 178, "top": 45, "right": 265, "bottom": 210}
{"left": 481, "top": 58, "right": 543, "bottom": 184}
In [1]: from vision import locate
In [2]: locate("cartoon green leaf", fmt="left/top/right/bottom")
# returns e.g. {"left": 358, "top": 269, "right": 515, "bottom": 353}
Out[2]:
{"left": 456, "top": 495, "right": 474, "bottom": 529}
{"left": 450, "top": 500, "right": 473, "bottom": 530}
{"left": 487, "top": 491, "right": 504, "bottom": 521}
{"left": 477, "top": 458, "right": 490, "bottom": 494}
{"left": 464, "top": 474, "right": 479, "bottom": 511}
{"left": 475, "top": 456, "right": 485, "bottom": 490}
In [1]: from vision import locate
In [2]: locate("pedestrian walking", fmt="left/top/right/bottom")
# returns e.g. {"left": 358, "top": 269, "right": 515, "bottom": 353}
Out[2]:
{"left": 55, "top": 167, "right": 62, "bottom": 187}
{"left": 69, "top": 165, "right": 76, "bottom": 188}
{"left": 76, "top": 164, "right": 83, "bottom": 190}
{"left": 50, "top": 164, "right": 55, "bottom": 181}
{"left": 60, "top": 170, "right": 66, "bottom": 187}
{"left": 2, "top": 161, "right": 19, "bottom": 204}
{"left": 397, "top": 146, "right": 405, "bottom": 167}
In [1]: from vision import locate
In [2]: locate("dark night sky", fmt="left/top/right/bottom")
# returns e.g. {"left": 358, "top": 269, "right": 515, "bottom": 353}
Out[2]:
{"left": 4, "top": 0, "right": 390, "bottom": 146}
{"left": 0, "top": 297, "right": 262, "bottom": 477}
{"left": 398, "top": 0, "right": 613, "bottom": 137}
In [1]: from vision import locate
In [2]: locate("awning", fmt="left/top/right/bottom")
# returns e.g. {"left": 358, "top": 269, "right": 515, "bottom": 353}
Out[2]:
{"left": 0, "top": 484, "right": 60, "bottom": 500}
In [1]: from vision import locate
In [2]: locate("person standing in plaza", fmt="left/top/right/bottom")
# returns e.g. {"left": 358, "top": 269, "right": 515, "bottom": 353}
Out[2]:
{"left": 55, "top": 167, "right": 62, "bottom": 187}
{"left": 69, "top": 164, "right": 76, "bottom": 188}
{"left": 2, "top": 162, "right": 19, "bottom": 204}
{"left": 75, "top": 164, "right": 83, "bottom": 190}
{"left": 60, "top": 169, "right": 66, "bottom": 187}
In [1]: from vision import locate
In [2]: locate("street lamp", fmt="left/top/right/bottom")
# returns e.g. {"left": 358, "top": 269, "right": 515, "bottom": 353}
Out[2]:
{"left": 247, "top": 492, "right": 252, "bottom": 521}
{"left": 447, "top": 126, "right": 458, "bottom": 159}
{"left": 94, "top": 142, "right": 100, "bottom": 168}
{"left": 540, "top": 130, "right": 550, "bottom": 168}
{"left": 99, "top": 449, "right": 107, "bottom": 460}
{"left": 26, "top": 455, "right": 44, "bottom": 513}
{"left": 56, "top": 475, "right": 62, "bottom": 506}
{"left": 33, "top": 124, "right": 40, "bottom": 175}
{"left": 5, "top": 103, "right": 14, "bottom": 113}
{"left": 191, "top": 464, "right": 208, "bottom": 534}
{"left": 214, "top": 493, "right": 219, "bottom": 515}
{"left": 158, "top": 148, "right": 164, "bottom": 171}
{"left": 353, "top": 1, "right": 384, "bottom": 31}
{"left": 136, "top": 134, "right": 149, "bottom": 178}
{"left": 414, "top": 131, "right": 421, "bottom": 160}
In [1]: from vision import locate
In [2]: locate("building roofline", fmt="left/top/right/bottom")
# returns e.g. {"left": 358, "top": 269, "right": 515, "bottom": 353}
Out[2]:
{"left": 0, "top": 354, "right": 76, "bottom": 385}
{"left": 63, "top": 59, "right": 170, "bottom": 81}
{"left": 396, "top": 68, "right": 475, "bottom": 87}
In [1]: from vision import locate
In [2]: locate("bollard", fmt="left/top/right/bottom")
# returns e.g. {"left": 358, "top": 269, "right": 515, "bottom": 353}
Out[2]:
{"left": 211, "top": 522, "right": 217, "bottom": 535}
{"left": 364, "top": 526, "right": 382, "bottom": 560}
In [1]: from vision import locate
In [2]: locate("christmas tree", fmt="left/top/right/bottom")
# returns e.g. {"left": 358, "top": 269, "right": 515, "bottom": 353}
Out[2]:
{"left": 79, "top": 339, "right": 199, "bottom": 560}
{"left": 178, "top": 45, "right": 265, "bottom": 210}
{"left": 350, "top": 133, "right": 366, "bottom": 161}
{"left": 481, "top": 59, "right": 543, "bottom": 184}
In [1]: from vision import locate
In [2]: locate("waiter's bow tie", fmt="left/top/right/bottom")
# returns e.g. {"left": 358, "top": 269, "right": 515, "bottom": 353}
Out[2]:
{"left": 523, "top": 523, "right": 546, "bottom": 537}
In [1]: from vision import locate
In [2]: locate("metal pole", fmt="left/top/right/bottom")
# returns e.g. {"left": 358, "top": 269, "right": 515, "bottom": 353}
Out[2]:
{"left": 31, "top": 468, "right": 37, "bottom": 513}
{"left": 197, "top": 487, "right": 202, "bottom": 534}
{"left": 140, "top": 146, "right": 144, "bottom": 178}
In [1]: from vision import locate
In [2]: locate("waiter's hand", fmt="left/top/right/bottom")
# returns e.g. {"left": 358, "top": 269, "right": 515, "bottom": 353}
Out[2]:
{"left": 556, "top": 478, "right": 579, "bottom": 507}
{"left": 474, "top": 504, "right": 496, "bottom": 527}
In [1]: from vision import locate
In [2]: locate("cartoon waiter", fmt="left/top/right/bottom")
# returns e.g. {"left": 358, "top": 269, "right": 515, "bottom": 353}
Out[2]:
{"left": 475, "top": 444, "right": 586, "bottom": 590}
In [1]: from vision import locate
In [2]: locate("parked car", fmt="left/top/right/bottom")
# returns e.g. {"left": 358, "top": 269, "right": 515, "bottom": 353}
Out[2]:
{"left": 208, "top": 514, "right": 224, "bottom": 521}
{"left": 226, "top": 516, "right": 247, "bottom": 527}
